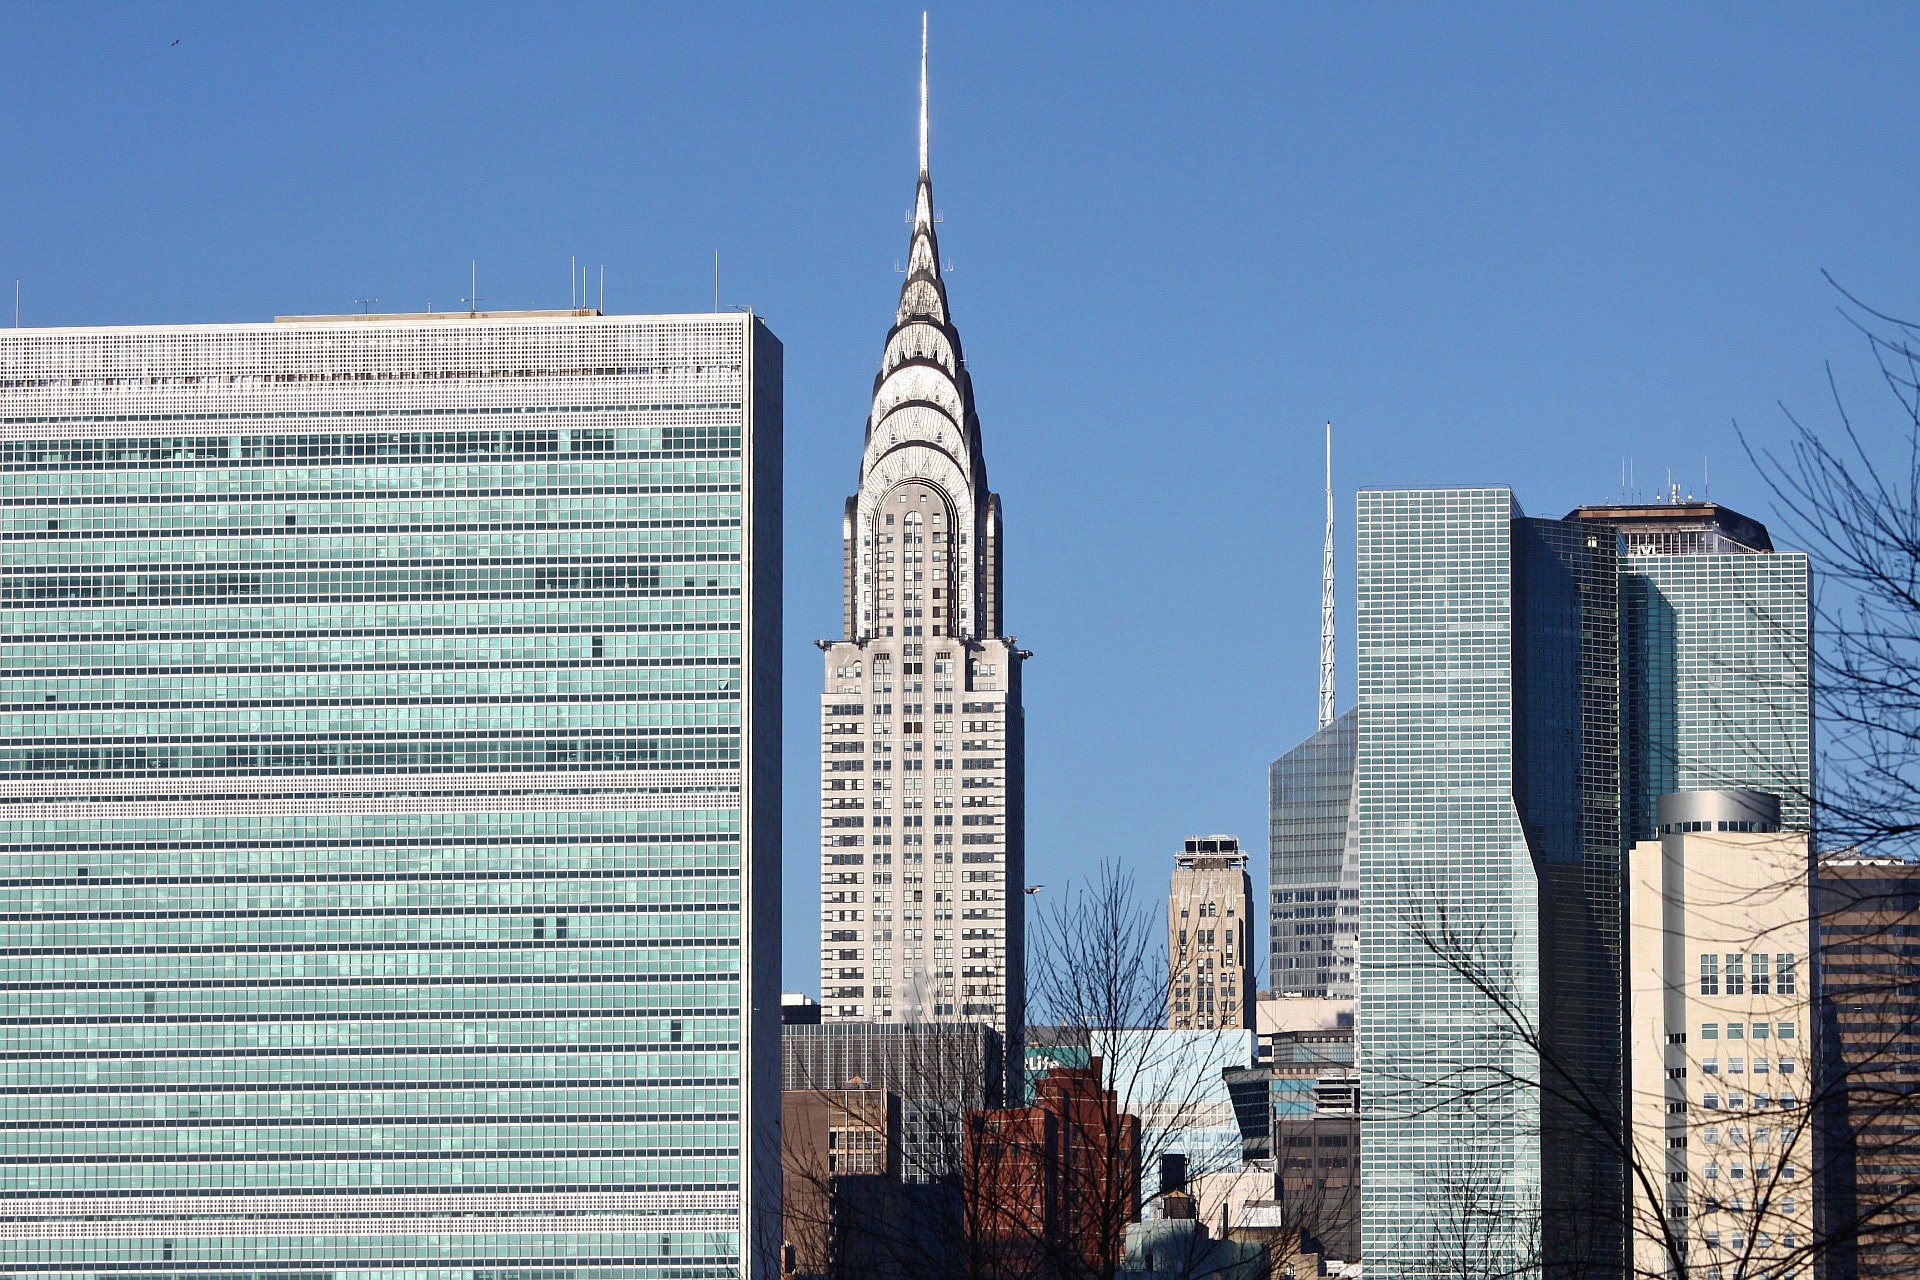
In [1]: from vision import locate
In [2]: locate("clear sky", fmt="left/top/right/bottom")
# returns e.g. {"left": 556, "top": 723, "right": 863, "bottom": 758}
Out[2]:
{"left": 6, "top": 3, "right": 1918, "bottom": 994}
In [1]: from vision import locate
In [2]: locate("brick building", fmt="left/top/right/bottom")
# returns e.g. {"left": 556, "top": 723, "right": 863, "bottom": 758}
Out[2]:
{"left": 965, "top": 1064, "right": 1140, "bottom": 1278}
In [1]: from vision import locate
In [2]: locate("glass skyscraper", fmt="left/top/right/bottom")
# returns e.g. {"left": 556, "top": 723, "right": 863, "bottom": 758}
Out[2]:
{"left": 1269, "top": 708, "right": 1357, "bottom": 999}
{"left": 1356, "top": 491, "right": 1811, "bottom": 1280}
{"left": 0, "top": 311, "right": 782, "bottom": 1279}
{"left": 1356, "top": 489, "right": 1623, "bottom": 1280}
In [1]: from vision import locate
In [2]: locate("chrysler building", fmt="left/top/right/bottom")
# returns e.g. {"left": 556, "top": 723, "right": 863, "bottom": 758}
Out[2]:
{"left": 818, "top": 20, "right": 1026, "bottom": 1064}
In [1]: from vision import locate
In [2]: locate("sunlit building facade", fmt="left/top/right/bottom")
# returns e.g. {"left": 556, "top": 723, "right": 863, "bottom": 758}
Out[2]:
{"left": 0, "top": 310, "right": 783, "bottom": 1279}
{"left": 818, "top": 45, "right": 1025, "bottom": 1085}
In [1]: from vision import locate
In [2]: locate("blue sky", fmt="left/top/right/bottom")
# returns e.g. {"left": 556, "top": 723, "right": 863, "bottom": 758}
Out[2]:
{"left": 6, "top": 3, "right": 1918, "bottom": 993}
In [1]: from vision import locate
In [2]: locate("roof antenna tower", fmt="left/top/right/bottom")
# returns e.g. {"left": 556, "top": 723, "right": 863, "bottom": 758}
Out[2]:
{"left": 1320, "top": 422, "right": 1336, "bottom": 728}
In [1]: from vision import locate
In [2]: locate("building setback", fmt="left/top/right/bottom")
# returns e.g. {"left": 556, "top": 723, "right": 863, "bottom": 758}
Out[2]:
{"left": 1169, "top": 835, "right": 1256, "bottom": 1030}
{"left": 1814, "top": 858, "right": 1920, "bottom": 1280}
{"left": 0, "top": 311, "right": 782, "bottom": 1278}
{"left": 818, "top": 30, "right": 1026, "bottom": 1085}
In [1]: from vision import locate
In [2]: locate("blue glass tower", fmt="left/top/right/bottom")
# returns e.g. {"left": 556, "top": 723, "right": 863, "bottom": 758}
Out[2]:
{"left": 1356, "top": 489, "right": 1623, "bottom": 1279}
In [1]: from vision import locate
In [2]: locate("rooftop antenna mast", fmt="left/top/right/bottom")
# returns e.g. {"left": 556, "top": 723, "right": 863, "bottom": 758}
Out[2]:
{"left": 355, "top": 297, "right": 378, "bottom": 314}
{"left": 1320, "top": 421, "right": 1336, "bottom": 728}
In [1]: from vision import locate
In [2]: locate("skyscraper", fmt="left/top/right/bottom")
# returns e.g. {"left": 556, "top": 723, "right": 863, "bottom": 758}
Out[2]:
{"left": 1355, "top": 490, "right": 1813, "bottom": 1280}
{"left": 1168, "top": 835, "right": 1256, "bottom": 1030}
{"left": 1271, "top": 428, "right": 1357, "bottom": 1000}
{"left": 1569, "top": 501, "right": 1811, "bottom": 839}
{"left": 0, "top": 309, "right": 783, "bottom": 1278}
{"left": 818, "top": 24, "right": 1026, "bottom": 1076}
{"left": 1268, "top": 709, "right": 1357, "bottom": 999}
{"left": 1356, "top": 489, "right": 1624, "bottom": 1279}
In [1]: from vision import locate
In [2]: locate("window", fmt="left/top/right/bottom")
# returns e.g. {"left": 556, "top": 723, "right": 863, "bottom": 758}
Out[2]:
{"left": 1776, "top": 954, "right": 1797, "bottom": 995}
{"left": 1725, "top": 953, "right": 1745, "bottom": 996}
{"left": 1704, "top": 1092, "right": 1721, "bottom": 1110}
{"left": 1700, "top": 954, "right": 1720, "bottom": 996}
{"left": 1701, "top": 1023, "right": 1719, "bottom": 1040}
{"left": 1702, "top": 1057, "right": 1720, "bottom": 1075}
{"left": 1751, "top": 952, "right": 1771, "bottom": 995}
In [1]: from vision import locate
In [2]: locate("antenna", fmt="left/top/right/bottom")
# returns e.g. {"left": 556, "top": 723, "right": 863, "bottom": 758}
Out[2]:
{"left": 599, "top": 265, "right": 605, "bottom": 313}
{"left": 713, "top": 251, "right": 720, "bottom": 313}
{"left": 571, "top": 256, "right": 577, "bottom": 309}
{"left": 12, "top": 280, "right": 17, "bottom": 328}
{"left": 354, "top": 297, "right": 379, "bottom": 314}
{"left": 462, "top": 261, "right": 486, "bottom": 316}
{"left": 1703, "top": 455, "right": 1710, "bottom": 500}
{"left": 1319, "top": 422, "right": 1336, "bottom": 728}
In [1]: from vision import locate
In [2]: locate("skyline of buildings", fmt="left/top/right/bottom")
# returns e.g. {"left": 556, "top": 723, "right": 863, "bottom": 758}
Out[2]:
{"left": 0, "top": 19, "right": 1908, "bottom": 1280}
{"left": 1352, "top": 491, "right": 1811, "bottom": 1279}
{"left": 0, "top": 310, "right": 784, "bottom": 1278}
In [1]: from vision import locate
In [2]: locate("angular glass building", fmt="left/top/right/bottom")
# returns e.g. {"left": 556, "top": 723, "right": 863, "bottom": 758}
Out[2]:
{"left": 1356, "top": 489, "right": 1623, "bottom": 1280}
{"left": 0, "top": 311, "right": 782, "bottom": 1280}
{"left": 1268, "top": 708, "right": 1357, "bottom": 999}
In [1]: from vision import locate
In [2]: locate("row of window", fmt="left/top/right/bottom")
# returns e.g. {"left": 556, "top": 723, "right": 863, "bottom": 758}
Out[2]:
{"left": 1699, "top": 952, "right": 1797, "bottom": 996}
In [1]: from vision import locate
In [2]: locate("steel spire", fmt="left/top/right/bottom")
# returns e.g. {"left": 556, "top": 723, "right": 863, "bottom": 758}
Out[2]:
{"left": 1320, "top": 422, "right": 1336, "bottom": 728}
{"left": 919, "top": 13, "right": 930, "bottom": 176}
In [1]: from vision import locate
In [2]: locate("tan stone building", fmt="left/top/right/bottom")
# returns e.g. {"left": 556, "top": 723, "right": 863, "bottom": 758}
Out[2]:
{"left": 1169, "top": 836, "right": 1255, "bottom": 1030}
{"left": 1627, "top": 790, "right": 1813, "bottom": 1280}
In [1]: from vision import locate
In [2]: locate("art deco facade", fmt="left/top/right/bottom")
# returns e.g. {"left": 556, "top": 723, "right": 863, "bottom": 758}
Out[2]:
{"left": 1627, "top": 791, "right": 1813, "bottom": 1280}
{"left": 0, "top": 310, "right": 782, "bottom": 1279}
{"left": 1168, "top": 835, "right": 1255, "bottom": 1030}
{"left": 818, "top": 47, "right": 1025, "bottom": 1074}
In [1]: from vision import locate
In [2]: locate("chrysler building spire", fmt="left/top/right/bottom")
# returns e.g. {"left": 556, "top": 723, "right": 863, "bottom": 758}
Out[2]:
{"left": 919, "top": 12, "right": 930, "bottom": 176}
{"left": 818, "top": 19, "right": 1026, "bottom": 1096}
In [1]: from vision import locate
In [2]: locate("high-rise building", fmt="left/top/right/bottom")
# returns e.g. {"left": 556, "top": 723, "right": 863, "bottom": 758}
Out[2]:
{"left": 1268, "top": 710, "right": 1358, "bottom": 998}
{"left": 0, "top": 310, "right": 783, "bottom": 1278}
{"left": 1355, "top": 490, "right": 1813, "bottom": 1280}
{"left": 818, "top": 26, "right": 1026, "bottom": 1076}
{"left": 1169, "top": 835, "right": 1256, "bottom": 1029}
{"left": 1626, "top": 790, "right": 1813, "bottom": 1280}
{"left": 1356, "top": 488, "right": 1625, "bottom": 1279}
{"left": 1813, "top": 857, "right": 1920, "bottom": 1280}
{"left": 1271, "top": 429, "right": 1358, "bottom": 1000}
{"left": 1569, "top": 501, "right": 1811, "bottom": 839}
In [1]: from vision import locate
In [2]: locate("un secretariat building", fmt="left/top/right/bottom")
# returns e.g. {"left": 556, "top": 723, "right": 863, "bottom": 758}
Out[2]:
{"left": 0, "top": 310, "right": 782, "bottom": 1280}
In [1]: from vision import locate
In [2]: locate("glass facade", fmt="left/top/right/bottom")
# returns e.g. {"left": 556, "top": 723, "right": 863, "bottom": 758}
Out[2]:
{"left": 0, "top": 314, "right": 782, "bottom": 1280}
{"left": 1618, "top": 552, "right": 1811, "bottom": 840}
{"left": 1356, "top": 490, "right": 1623, "bottom": 1280}
{"left": 1268, "top": 708, "right": 1357, "bottom": 998}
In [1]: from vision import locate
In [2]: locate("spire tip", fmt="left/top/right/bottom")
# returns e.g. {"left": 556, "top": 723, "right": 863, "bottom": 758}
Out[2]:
{"left": 918, "top": 12, "right": 930, "bottom": 176}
